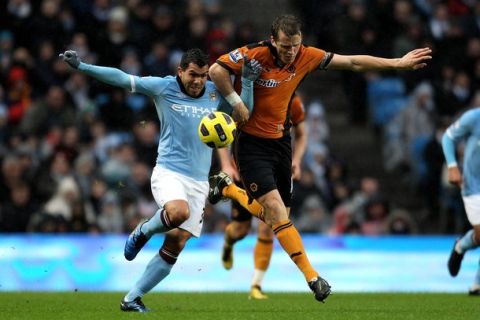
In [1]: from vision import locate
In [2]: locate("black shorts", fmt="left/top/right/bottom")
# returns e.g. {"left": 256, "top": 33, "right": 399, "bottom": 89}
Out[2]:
{"left": 234, "top": 131, "right": 292, "bottom": 207}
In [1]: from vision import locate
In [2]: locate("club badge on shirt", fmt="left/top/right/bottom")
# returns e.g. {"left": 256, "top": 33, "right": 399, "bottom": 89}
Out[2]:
{"left": 209, "top": 91, "right": 217, "bottom": 101}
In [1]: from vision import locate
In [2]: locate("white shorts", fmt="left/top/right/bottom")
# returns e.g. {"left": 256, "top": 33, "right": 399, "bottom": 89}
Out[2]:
{"left": 151, "top": 166, "right": 209, "bottom": 237}
{"left": 462, "top": 194, "right": 480, "bottom": 226}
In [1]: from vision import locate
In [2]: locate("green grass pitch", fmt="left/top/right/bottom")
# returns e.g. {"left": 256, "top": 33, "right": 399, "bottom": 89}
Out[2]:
{"left": 0, "top": 292, "right": 477, "bottom": 320}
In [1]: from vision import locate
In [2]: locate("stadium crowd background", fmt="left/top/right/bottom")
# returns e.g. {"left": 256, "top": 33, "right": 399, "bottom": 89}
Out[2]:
{"left": 0, "top": 0, "right": 478, "bottom": 236}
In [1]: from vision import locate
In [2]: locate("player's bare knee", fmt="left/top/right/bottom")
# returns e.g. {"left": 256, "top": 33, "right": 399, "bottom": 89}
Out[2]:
{"left": 261, "top": 199, "right": 287, "bottom": 225}
{"left": 167, "top": 207, "right": 190, "bottom": 226}
{"left": 164, "top": 200, "right": 190, "bottom": 226}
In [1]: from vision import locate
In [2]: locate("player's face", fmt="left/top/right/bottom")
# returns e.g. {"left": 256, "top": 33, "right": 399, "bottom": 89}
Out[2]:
{"left": 271, "top": 30, "right": 302, "bottom": 65}
{"left": 178, "top": 63, "right": 209, "bottom": 97}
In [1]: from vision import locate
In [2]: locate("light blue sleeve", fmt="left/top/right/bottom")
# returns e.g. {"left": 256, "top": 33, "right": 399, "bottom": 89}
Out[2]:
{"left": 131, "top": 76, "right": 169, "bottom": 97}
{"left": 240, "top": 78, "right": 254, "bottom": 113}
{"left": 217, "top": 95, "right": 233, "bottom": 114}
{"left": 441, "top": 109, "right": 478, "bottom": 166}
{"left": 217, "top": 78, "right": 254, "bottom": 115}
{"left": 441, "top": 132, "right": 458, "bottom": 166}
{"left": 78, "top": 62, "right": 132, "bottom": 90}
{"left": 77, "top": 62, "right": 168, "bottom": 97}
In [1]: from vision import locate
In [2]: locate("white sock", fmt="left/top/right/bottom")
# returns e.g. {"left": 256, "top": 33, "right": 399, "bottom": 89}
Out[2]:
{"left": 251, "top": 269, "right": 266, "bottom": 287}
{"left": 124, "top": 253, "right": 173, "bottom": 302}
{"left": 140, "top": 209, "right": 171, "bottom": 237}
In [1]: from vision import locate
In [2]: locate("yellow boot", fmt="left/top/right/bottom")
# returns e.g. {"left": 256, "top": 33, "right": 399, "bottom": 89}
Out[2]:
{"left": 249, "top": 285, "right": 268, "bottom": 300}
{"left": 221, "top": 244, "right": 233, "bottom": 270}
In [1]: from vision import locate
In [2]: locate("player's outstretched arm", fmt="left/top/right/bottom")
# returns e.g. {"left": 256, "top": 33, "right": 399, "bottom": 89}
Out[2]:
{"left": 328, "top": 47, "right": 432, "bottom": 72}
{"left": 60, "top": 50, "right": 133, "bottom": 90}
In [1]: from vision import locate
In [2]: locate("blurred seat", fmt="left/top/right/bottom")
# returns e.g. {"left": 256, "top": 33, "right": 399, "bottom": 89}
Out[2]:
{"left": 367, "top": 77, "right": 407, "bottom": 128}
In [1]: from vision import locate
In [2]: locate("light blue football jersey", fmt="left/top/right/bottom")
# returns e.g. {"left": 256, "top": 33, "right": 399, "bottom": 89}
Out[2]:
{"left": 442, "top": 107, "right": 480, "bottom": 196}
{"left": 78, "top": 62, "right": 252, "bottom": 181}
{"left": 131, "top": 75, "right": 218, "bottom": 181}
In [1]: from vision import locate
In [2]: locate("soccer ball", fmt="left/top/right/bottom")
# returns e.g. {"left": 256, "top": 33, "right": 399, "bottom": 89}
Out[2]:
{"left": 198, "top": 111, "right": 236, "bottom": 148}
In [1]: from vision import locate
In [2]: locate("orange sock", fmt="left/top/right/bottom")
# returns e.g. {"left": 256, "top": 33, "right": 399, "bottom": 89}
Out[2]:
{"left": 223, "top": 184, "right": 264, "bottom": 220}
{"left": 254, "top": 237, "right": 274, "bottom": 271}
{"left": 272, "top": 220, "right": 318, "bottom": 281}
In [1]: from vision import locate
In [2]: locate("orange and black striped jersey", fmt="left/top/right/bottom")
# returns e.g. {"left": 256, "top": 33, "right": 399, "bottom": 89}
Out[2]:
{"left": 216, "top": 40, "right": 331, "bottom": 138}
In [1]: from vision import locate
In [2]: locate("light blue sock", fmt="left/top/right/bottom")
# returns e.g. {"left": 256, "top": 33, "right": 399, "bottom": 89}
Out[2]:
{"left": 474, "top": 258, "right": 480, "bottom": 288}
{"left": 141, "top": 209, "right": 171, "bottom": 237}
{"left": 124, "top": 253, "right": 173, "bottom": 302}
{"left": 456, "top": 229, "right": 478, "bottom": 254}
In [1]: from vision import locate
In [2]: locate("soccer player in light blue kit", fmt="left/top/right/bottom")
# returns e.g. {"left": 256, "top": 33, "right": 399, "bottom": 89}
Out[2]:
{"left": 442, "top": 107, "right": 480, "bottom": 295}
{"left": 60, "top": 48, "right": 261, "bottom": 311}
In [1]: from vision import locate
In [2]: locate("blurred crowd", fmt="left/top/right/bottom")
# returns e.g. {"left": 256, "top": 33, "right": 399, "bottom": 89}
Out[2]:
{"left": 292, "top": 0, "right": 480, "bottom": 235}
{"left": 0, "top": 0, "right": 478, "bottom": 235}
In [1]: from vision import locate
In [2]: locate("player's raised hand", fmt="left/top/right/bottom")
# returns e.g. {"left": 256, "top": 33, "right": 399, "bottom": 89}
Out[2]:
{"left": 59, "top": 50, "right": 80, "bottom": 69}
{"left": 397, "top": 47, "right": 432, "bottom": 70}
{"left": 242, "top": 54, "right": 263, "bottom": 81}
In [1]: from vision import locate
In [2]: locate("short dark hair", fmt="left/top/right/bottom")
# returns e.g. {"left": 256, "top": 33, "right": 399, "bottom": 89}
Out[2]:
{"left": 179, "top": 48, "right": 209, "bottom": 69}
{"left": 271, "top": 14, "right": 302, "bottom": 39}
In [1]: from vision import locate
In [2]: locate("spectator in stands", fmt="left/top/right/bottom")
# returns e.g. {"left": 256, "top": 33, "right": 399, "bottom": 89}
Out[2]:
{"left": 20, "top": 85, "right": 75, "bottom": 136}
{"left": 361, "top": 196, "right": 390, "bottom": 235}
{"left": 386, "top": 209, "right": 418, "bottom": 234}
{"left": 0, "top": 183, "right": 36, "bottom": 232}
{"left": 387, "top": 81, "right": 436, "bottom": 176}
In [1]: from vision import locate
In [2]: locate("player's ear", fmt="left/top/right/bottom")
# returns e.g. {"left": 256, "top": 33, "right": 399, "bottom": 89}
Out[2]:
{"left": 270, "top": 35, "right": 276, "bottom": 47}
{"left": 177, "top": 66, "right": 183, "bottom": 76}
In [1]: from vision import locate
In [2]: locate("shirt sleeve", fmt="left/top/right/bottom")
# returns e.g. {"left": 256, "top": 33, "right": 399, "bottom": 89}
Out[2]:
{"left": 78, "top": 62, "right": 169, "bottom": 97}
{"left": 131, "top": 76, "right": 170, "bottom": 97}
{"left": 78, "top": 62, "right": 132, "bottom": 89}
{"left": 445, "top": 109, "right": 478, "bottom": 141}
{"left": 304, "top": 47, "right": 332, "bottom": 71}
{"left": 216, "top": 47, "right": 249, "bottom": 75}
{"left": 442, "top": 109, "right": 479, "bottom": 166}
